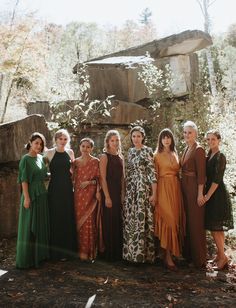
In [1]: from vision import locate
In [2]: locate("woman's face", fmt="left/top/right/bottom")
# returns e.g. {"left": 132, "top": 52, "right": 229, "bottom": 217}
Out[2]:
{"left": 80, "top": 141, "right": 92, "bottom": 155}
{"left": 131, "top": 131, "right": 144, "bottom": 147}
{"left": 30, "top": 138, "right": 43, "bottom": 154}
{"left": 56, "top": 134, "right": 68, "bottom": 148}
{"left": 161, "top": 136, "right": 172, "bottom": 149}
{"left": 108, "top": 135, "right": 119, "bottom": 151}
{"left": 206, "top": 133, "right": 220, "bottom": 150}
{"left": 183, "top": 126, "right": 197, "bottom": 144}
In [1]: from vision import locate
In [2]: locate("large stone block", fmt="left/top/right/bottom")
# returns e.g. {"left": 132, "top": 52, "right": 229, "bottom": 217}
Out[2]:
{"left": 87, "top": 54, "right": 198, "bottom": 102}
{"left": 0, "top": 167, "right": 20, "bottom": 238}
{"left": 0, "top": 115, "right": 52, "bottom": 164}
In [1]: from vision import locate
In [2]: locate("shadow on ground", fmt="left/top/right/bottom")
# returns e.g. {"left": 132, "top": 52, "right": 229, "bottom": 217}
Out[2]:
{"left": 0, "top": 238, "right": 236, "bottom": 307}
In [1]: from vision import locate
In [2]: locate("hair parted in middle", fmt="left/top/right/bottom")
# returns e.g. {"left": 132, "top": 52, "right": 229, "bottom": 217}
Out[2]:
{"left": 103, "top": 129, "right": 122, "bottom": 156}
{"left": 80, "top": 137, "right": 94, "bottom": 148}
{"left": 130, "top": 125, "right": 146, "bottom": 145}
{"left": 25, "top": 132, "right": 46, "bottom": 152}
{"left": 54, "top": 128, "right": 71, "bottom": 148}
{"left": 155, "top": 128, "right": 176, "bottom": 153}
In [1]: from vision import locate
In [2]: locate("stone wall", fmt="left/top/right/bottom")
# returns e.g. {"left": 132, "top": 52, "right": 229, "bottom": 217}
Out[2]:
{"left": 0, "top": 115, "right": 52, "bottom": 238}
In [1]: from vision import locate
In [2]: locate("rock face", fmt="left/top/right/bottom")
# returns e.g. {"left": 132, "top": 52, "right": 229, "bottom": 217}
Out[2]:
{"left": 86, "top": 53, "right": 199, "bottom": 102}
{"left": 84, "top": 30, "right": 212, "bottom": 62}
{"left": 0, "top": 115, "right": 52, "bottom": 238}
{"left": 0, "top": 114, "right": 52, "bottom": 164}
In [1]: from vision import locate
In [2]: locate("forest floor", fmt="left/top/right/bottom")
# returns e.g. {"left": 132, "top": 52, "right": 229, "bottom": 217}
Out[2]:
{"left": 0, "top": 237, "right": 236, "bottom": 308}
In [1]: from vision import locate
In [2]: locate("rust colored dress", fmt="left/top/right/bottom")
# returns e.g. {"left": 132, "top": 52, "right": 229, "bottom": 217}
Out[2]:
{"left": 74, "top": 157, "right": 100, "bottom": 260}
{"left": 180, "top": 142, "right": 206, "bottom": 268}
{"left": 154, "top": 152, "right": 185, "bottom": 257}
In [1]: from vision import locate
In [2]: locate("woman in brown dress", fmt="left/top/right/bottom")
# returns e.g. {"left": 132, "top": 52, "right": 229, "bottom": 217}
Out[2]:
{"left": 154, "top": 128, "right": 185, "bottom": 270}
{"left": 99, "top": 130, "right": 124, "bottom": 261}
{"left": 180, "top": 121, "right": 206, "bottom": 268}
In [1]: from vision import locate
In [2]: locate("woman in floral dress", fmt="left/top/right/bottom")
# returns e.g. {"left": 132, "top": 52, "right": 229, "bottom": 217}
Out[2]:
{"left": 123, "top": 126, "right": 157, "bottom": 263}
{"left": 73, "top": 138, "right": 101, "bottom": 260}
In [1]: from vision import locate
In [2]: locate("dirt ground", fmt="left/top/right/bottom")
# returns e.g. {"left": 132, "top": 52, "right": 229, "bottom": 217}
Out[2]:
{"left": 0, "top": 238, "right": 236, "bottom": 308}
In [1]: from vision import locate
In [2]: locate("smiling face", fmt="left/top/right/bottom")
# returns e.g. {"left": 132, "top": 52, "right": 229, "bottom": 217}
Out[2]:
{"left": 108, "top": 134, "right": 120, "bottom": 152}
{"left": 183, "top": 126, "right": 197, "bottom": 144}
{"left": 131, "top": 130, "right": 144, "bottom": 148}
{"left": 29, "top": 138, "right": 43, "bottom": 155}
{"left": 55, "top": 133, "right": 68, "bottom": 149}
{"left": 206, "top": 133, "right": 220, "bottom": 151}
{"left": 80, "top": 140, "right": 93, "bottom": 156}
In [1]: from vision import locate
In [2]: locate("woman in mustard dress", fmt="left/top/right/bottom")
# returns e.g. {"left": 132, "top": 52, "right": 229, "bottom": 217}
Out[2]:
{"left": 154, "top": 129, "right": 185, "bottom": 270}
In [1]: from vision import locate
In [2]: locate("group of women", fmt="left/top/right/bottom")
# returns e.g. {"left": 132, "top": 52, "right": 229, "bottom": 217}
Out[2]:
{"left": 16, "top": 121, "right": 234, "bottom": 271}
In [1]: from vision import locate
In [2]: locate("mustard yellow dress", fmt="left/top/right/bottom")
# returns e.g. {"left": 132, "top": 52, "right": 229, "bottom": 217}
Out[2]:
{"left": 154, "top": 152, "right": 185, "bottom": 257}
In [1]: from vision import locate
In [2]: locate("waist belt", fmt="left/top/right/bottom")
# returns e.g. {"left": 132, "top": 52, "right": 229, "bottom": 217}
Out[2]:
{"left": 182, "top": 171, "right": 196, "bottom": 177}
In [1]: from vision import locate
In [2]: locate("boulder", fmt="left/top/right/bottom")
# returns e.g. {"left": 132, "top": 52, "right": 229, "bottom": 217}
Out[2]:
{"left": 86, "top": 53, "right": 199, "bottom": 102}
{"left": 0, "top": 114, "right": 52, "bottom": 164}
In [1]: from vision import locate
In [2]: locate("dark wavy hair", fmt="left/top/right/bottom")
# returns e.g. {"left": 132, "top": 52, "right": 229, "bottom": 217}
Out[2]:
{"left": 155, "top": 128, "right": 176, "bottom": 153}
{"left": 26, "top": 132, "right": 46, "bottom": 152}
{"left": 80, "top": 137, "right": 94, "bottom": 148}
{"left": 130, "top": 126, "right": 146, "bottom": 145}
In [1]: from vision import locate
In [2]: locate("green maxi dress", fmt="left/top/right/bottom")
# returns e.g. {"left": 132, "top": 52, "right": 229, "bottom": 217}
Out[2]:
{"left": 16, "top": 154, "right": 50, "bottom": 269}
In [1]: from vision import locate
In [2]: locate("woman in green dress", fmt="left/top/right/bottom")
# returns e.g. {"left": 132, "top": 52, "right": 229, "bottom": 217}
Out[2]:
{"left": 16, "top": 132, "right": 50, "bottom": 269}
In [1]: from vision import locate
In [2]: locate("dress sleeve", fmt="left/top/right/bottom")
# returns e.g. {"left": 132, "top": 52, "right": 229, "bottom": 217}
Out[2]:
{"left": 18, "top": 156, "right": 30, "bottom": 183}
{"left": 213, "top": 153, "right": 226, "bottom": 184}
{"left": 195, "top": 147, "right": 206, "bottom": 185}
{"left": 146, "top": 148, "right": 157, "bottom": 184}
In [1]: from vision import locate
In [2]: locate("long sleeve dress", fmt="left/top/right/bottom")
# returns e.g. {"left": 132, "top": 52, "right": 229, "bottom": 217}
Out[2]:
{"left": 154, "top": 152, "right": 185, "bottom": 257}
{"left": 74, "top": 157, "right": 100, "bottom": 260}
{"left": 123, "top": 146, "right": 157, "bottom": 263}
{"left": 205, "top": 151, "right": 234, "bottom": 231}
{"left": 180, "top": 143, "right": 206, "bottom": 268}
{"left": 16, "top": 154, "right": 50, "bottom": 268}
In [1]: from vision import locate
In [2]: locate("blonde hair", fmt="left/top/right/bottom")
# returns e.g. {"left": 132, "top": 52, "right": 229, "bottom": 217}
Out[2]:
{"left": 103, "top": 130, "right": 122, "bottom": 156}
{"left": 54, "top": 129, "right": 71, "bottom": 148}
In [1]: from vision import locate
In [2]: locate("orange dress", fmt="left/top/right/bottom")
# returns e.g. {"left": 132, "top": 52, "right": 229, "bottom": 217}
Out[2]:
{"left": 154, "top": 152, "right": 185, "bottom": 257}
{"left": 74, "top": 158, "right": 100, "bottom": 260}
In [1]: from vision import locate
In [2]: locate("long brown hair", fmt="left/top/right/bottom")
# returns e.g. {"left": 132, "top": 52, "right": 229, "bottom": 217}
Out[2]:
{"left": 155, "top": 128, "right": 176, "bottom": 153}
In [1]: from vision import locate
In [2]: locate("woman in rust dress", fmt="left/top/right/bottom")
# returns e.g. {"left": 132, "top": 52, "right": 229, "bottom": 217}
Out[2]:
{"left": 180, "top": 121, "right": 206, "bottom": 268}
{"left": 99, "top": 130, "right": 124, "bottom": 261}
{"left": 154, "top": 128, "right": 185, "bottom": 270}
{"left": 73, "top": 138, "right": 100, "bottom": 261}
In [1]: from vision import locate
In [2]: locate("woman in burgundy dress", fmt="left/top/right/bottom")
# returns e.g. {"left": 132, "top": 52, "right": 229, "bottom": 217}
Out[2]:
{"left": 99, "top": 130, "right": 124, "bottom": 261}
{"left": 180, "top": 121, "right": 206, "bottom": 268}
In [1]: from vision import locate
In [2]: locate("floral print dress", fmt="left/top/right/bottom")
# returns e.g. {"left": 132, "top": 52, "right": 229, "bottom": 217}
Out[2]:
{"left": 123, "top": 146, "right": 157, "bottom": 263}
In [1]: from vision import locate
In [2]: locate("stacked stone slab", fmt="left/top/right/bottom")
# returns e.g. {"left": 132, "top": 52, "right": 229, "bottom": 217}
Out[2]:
{"left": 0, "top": 115, "right": 52, "bottom": 238}
{"left": 82, "top": 30, "right": 212, "bottom": 103}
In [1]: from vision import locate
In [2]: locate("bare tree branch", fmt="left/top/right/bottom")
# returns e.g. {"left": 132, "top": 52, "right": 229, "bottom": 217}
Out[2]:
{"left": 10, "top": 0, "right": 20, "bottom": 29}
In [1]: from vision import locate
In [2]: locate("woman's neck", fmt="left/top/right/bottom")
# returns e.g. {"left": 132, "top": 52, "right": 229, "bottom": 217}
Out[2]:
{"left": 56, "top": 146, "right": 65, "bottom": 152}
{"left": 210, "top": 147, "right": 219, "bottom": 154}
{"left": 187, "top": 141, "right": 196, "bottom": 147}
{"left": 28, "top": 150, "right": 37, "bottom": 157}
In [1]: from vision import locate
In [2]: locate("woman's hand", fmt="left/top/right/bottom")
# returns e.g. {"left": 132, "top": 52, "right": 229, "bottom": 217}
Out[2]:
{"left": 197, "top": 193, "right": 205, "bottom": 207}
{"left": 105, "top": 196, "right": 112, "bottom": 208}
{"left": 80, "top": 181, "right": 90, "bottom": 189}
{"left": 149, "top": 194, "right": 156, "bottom": 207}
{"left": 24, "top": 197, "right": 30, "bottom": 209}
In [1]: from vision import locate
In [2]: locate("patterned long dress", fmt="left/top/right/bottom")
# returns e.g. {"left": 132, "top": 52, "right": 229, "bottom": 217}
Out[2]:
{"left": 205, "top": 151, "right": 234, "bottom": 231}
{"left": 154, "top": 152, "right": 185, "bottom": 257}
{"left": 74, "top": 157, "right": 100, "bottom": 260}
{"left": 16, "top": 154, "right": 50, "bottom": 269}
{"left": 123, "top": 146, "right": 157, "bottom": 263}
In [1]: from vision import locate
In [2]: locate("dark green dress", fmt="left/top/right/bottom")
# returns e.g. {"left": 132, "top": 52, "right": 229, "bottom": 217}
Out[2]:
{"left": 16, "top": 154, "right": 50, "bottom": 269}
{"left": 205, "top": 151, "right": 234, "bottom": 231}
{"left": 48, "top": 151, "right": 77, "bottom": 260}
